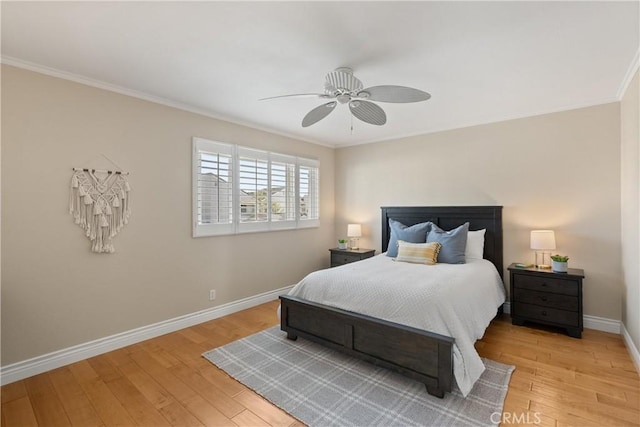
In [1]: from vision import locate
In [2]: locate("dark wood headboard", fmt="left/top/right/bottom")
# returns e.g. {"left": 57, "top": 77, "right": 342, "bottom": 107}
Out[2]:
{"left": 381, "top": 206, "right": 504, "bottom": 278}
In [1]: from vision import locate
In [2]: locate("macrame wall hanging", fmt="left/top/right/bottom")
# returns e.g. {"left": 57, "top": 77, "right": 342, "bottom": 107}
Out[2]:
{"left": 69, "top": 160, "right": 131, "bottom": 253}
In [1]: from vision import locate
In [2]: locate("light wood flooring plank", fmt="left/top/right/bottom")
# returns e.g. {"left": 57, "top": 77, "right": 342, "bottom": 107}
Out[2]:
{"left": 104, "top": 376, "right": 172, "bottom": 426}
{"left": 158, "top": 401, "right": 205, "bottom": 427}
{"left": 47, "top": 367, "right": 104, "bottom": 427}
{"left": 116, "top": 360, "right": 176, "bottom": 410}
{"left": 1, "top": 381, "right": 27, "bottom": 404}
{"left": 168, "top": 363, "right": 245, "bottom": 418}
{"left": 231, "top": 409, "right": 271, "bottom": 427}
{"left": 232, "top": 390, "right": 298, "bottom": 427}
{"left": 24, "top": 374, "right": 72, "bottom": 426}
{"left": 1, "top": 396, "right": 39, "bottom": 427}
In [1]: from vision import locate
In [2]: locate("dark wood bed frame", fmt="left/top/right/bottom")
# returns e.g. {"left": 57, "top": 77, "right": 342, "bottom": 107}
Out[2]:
{"left": 280, "top": 206, "right": 503, "bottom": 398}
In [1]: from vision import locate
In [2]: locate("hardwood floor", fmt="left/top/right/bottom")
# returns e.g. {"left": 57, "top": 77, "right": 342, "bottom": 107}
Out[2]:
{"left": 2, "top": 300, "right": 639, "bottom": 426}
{"left": 477, "top": 315, "right": 640, "bottom": 426}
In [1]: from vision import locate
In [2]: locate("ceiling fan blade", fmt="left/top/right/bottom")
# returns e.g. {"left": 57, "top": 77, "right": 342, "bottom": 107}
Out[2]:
{"left": 259, "top": 93, "right": 331, "bottom": 101}
{"left": 360, "top": 85, "right": 431, "bottom": 103}
{"left": 302, "top": 101, "right": 337, "bottom": 127}
{"left": 349, "top": 100, "right": 386, "bottom": 126}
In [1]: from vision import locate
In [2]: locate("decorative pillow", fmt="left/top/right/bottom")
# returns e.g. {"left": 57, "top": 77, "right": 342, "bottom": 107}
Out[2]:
{"left": 395, "top": 241, "right": 441, "bottom": 265}
{"left": 426, "top": 222, "right": 469, "bottom": 264}
{"left": 386, "top": 219, "right": 431, "bottom": 257}
{"left": 465, "top": 229, "right": 486, "bottom": 260}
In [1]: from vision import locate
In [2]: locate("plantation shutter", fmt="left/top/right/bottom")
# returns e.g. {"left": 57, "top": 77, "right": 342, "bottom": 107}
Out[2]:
{"left": 192, "top": 137, "right": 319, "bottom": 237}
{"left": 298, "top": 158, "right": 320, "bottom": 228}
{"left": 270, "top": 153, "right": 297, "bottom": 230}
{"left": 237, "top": 147, "right": 269, "bottom": 233}
{"left": 193, "top": 138, "right": 235, "bottom": 237}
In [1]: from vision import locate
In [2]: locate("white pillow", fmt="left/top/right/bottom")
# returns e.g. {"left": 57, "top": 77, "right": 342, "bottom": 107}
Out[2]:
{"left": 465, "top": 229, "right": 486, "bottom": 260}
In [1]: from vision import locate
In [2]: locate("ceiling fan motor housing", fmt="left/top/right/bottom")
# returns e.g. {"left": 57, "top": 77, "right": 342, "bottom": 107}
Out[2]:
{"left": 324, "top": 67, "right": 363, "bottom": 102}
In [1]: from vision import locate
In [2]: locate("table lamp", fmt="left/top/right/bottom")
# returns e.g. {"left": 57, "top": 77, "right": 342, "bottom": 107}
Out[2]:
{"left": 530, "top": 230, "right": 556, "bottom": 269}
{"left": 347, "top": 224, "right": 361, "bottom": 250}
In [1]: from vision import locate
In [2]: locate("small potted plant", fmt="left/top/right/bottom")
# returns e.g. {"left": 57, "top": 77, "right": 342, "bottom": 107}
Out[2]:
{"left": 551, "top": 254, "right": 569, "bottom": 273}
{"left": 338, "top": 239, "right": 348, "bottom": 250}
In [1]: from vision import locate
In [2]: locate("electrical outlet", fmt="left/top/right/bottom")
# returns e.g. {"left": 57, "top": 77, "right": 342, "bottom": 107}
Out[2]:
{"left": 209, "top": 289, "right": 216, "bottom": 301}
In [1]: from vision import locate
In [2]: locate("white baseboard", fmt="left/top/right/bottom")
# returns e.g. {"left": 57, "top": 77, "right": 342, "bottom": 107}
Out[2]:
{"left": 621, "top": 323, "right": 640, "bottom": 374}
{"left": 0, "top": 285, "right": 294, "bottom": 386}
{"left": 583, "top": 314, "right": 621, "bottom": 334}
{"left": 501, "top": 302, "right": 621, "bottom": 334}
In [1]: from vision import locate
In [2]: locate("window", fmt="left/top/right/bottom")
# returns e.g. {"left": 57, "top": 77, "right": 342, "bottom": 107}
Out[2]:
{"left": 193, "top": 139, "right": 234, "bottom": 236}
{"left": 193, "top": 137, "right": 319, "bottom": 237}
{"left": 270, "top": 155, "right": 296, "bottom": 223}
{"left": 299, "top": 158, "right": 319, "bottom": 223}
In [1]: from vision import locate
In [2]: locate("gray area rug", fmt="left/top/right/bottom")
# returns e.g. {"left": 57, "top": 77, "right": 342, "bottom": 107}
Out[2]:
{"left": 203, "top": 326, "right": 514, "bottom": 427}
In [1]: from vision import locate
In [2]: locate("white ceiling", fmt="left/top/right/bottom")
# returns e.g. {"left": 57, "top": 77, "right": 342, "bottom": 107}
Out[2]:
{"left": 2, "top": 1, "right": 638, "bottom": 147}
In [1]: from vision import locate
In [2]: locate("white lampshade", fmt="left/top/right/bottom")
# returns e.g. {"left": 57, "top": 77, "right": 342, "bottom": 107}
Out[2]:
{"left": 530, "top": 230, "right": 556, "bottom": 250}
{"left": 347, "top": 224, "right": 362, "bottom": 237}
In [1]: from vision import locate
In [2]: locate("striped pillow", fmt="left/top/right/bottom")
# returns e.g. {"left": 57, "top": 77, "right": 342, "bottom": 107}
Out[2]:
{"left": 395, "top": 241, "right": 442, "bottom": 265}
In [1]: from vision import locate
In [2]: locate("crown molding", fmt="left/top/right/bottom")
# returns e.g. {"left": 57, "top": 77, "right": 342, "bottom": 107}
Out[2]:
{"left": 335, "top": 97, "right": 621, "bottom": 148}
{"left": 2, "top": 53, "right": 635, "bottom": 150}
{"left": 617, "top": 48, "right": 640, "bottom": 100}
{"left": 0, "top": 56, "right": 335, "bottom": 149}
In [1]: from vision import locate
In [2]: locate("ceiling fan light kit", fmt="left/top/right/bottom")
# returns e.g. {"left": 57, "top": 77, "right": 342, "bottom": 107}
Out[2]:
{"left": 262, "top": 67, "right": 430, "bottom": 128}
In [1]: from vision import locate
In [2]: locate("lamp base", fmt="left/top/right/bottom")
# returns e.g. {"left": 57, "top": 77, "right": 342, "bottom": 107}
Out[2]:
{"left": 349, "top": 237, "right": 359, "bottom": 250}
{"left": 535, "top": 251, "right": 552, "bottom": 269}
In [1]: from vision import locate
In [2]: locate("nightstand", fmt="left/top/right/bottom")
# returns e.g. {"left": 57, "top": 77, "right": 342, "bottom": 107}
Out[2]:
{"left": 508, "top": 263, "right": 585, "bottom": 338}
{"left": 329, "top": 248, "right": 375, "bottom": 267}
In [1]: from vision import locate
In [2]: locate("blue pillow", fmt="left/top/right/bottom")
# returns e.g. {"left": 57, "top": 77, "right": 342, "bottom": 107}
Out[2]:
{"left": 426, "top": 222, "right": 469, "bottom": 264}
{"left": 386, "top": 219, "right": 431, "bottom": 257}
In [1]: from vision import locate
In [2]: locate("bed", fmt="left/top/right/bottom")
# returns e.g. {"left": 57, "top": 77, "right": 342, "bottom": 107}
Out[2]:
{"left": 279, "top": 206, "right": 504, "bottom": 398}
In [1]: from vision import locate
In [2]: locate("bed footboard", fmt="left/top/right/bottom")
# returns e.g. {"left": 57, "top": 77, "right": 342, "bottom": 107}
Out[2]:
{"left": 279, "top": 295, "right": 454, "bottom": 398}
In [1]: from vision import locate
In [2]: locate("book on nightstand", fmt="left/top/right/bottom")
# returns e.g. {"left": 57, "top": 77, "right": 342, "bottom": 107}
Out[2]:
{"left": 513, "top": 263, "right": 534, "bottom": 268}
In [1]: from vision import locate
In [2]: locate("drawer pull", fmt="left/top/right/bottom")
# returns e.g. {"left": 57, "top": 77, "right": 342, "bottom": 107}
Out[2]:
{"left": 541, "top": 296, "right": 548, "bottom": 302}
{"left": 541, "top": 283, "right": 547, "bottom": 287}
{"left": 541, "top": 310, "right": 547, "bottom": 316}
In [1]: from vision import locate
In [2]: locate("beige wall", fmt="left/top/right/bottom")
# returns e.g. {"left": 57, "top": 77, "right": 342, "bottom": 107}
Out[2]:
{"left": 1, "top": 65, "right": 335, "bottom": 365}
{"left": 1, "top": 63, "right": 631, "bottom": 368}
{"left": 621, "top": 70, "right": 639, "bottom": 351}
{"left": 335, "top": 103, "right": 622, "bottom": 321}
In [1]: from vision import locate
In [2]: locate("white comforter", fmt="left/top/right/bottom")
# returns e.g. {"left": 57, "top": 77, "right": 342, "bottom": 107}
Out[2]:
{"left": 285, "top": 254, "right": 506, "bottom": 397}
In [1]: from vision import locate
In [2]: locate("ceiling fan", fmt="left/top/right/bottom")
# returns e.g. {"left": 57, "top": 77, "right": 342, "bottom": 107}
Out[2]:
{"left": 260, "top": 67, "right": 431, "bottom": 127}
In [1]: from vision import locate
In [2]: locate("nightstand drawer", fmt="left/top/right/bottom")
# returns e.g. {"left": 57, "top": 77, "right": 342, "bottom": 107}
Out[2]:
{"left": 512, "top": 274, "right": 578, "bottom": 296}
{"left": 513, "top": 288, "right": 579, "bottom": 311}
{"left": 329, "top": 248, "right": 375, "bottom": 267}
{"left": 514, "top": 302, "right": 580, "bottom": 327}
{"left": 331, "top": 253, "right": 361, "bottom": 266}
